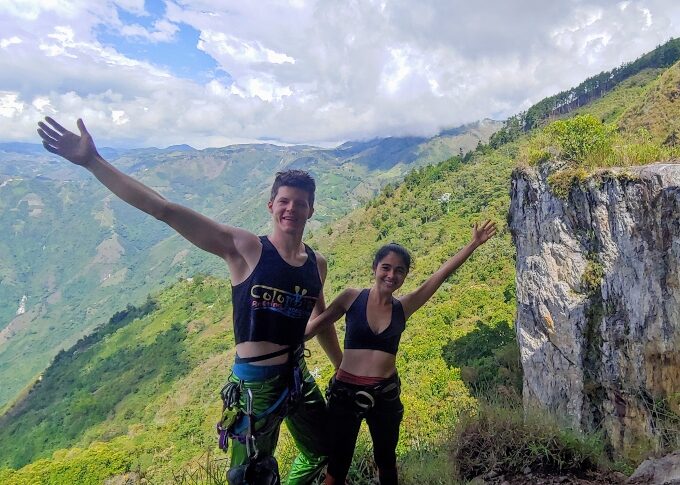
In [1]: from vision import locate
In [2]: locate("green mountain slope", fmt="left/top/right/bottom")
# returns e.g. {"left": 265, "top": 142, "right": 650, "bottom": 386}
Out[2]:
{"left": 0, "top": 144, "right": 519, "bottom": 484}
{"left": 618, "top": 61, "right": 680, "bottom": 143}
{"left": 0, "top": 277, "right": 234, "bottom": 482}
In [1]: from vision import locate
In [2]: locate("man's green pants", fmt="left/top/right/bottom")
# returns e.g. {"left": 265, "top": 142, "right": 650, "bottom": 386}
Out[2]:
{"left": 228, "top": 355, "right": 328, "bottom": 485}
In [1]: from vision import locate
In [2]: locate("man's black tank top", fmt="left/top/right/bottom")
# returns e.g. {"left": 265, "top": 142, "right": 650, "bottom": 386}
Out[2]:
{"left": 232, "top": 236, "right": 322, "bottom": 346}
{"left": 344, "top": 289, "right": 405, "bottom": 355}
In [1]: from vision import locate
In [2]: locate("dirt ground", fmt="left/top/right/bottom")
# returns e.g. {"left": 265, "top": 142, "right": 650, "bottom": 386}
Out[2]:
{"left": 471, "top": 468, "right": 629, "bottom": 484}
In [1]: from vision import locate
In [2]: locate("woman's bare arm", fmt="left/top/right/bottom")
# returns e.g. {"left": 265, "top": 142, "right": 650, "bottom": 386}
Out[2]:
{"left": 305, "top": 288, "right": 359, "bottom": 340}
{"left": 400, "top": 220, "right": 497, "bottom": 319}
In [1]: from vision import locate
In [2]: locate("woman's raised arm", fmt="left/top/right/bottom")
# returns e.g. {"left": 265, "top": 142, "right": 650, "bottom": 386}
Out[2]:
{"left": 399, "top": 220, "right": 497, "bottom": 319}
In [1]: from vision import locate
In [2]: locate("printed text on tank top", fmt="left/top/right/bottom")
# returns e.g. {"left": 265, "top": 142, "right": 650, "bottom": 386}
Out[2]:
{"left": 231, "top": 236, "right": 321, "bottom": 347}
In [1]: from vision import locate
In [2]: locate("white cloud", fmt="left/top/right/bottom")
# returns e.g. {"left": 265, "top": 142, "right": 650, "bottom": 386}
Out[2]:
{"left": 0, "top": 36, "right": 22, "bottom": 48}
{"left": 112, "top": 0, "right": 145, "bottom": 15}
{"left": 32, "top": 96, "right": 53, "bottom": 112}
{"left": 111, "top": 109, "right": 129, "bottom": 125}
{"left": 0, "top": 92, "right": 25, "bottom": 117}
{"left": 380, "top": 47, "right": 412, "bottom": 95}
{"left": 198, "top": 31, "right": 295, "bottom": 66}
{"left": 119, "top": 19, "right": 179, "bottom": 43}
{"left": 0, "top": 0, "right": 82, "bottom": 21}
{"left": 641, "top": 7, "right": 653, "bottom": 28}
{"left": 238, "top": 76, "right": 293, "bottom": 101}
{"left": 0, "top": 1, "right": 679, "bottom": 148}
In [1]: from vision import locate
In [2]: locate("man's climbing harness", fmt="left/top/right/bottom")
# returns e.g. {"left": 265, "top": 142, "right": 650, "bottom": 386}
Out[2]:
{"left": 224, "top": 388, "right": 281, "bottom": 485}
{"left": 216, "top": 346, "right": 307, "bottom": 484}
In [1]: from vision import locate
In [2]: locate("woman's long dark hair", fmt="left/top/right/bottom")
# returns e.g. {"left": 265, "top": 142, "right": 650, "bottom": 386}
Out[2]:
{"left": 372, "top": 243, "right": 412, "bottom": 271}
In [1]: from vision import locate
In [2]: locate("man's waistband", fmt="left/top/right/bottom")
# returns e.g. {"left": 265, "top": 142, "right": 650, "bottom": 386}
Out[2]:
{"left": 232, "top": 345, "right": 305, "bottom": 381}
{"left": 232, "top": 362, "right": 290, "bottom": 381}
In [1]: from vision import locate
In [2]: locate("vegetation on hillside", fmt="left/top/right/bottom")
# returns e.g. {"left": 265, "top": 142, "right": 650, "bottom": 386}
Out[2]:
{"left": 0, "top": 123, "right": 497, "bottom": 412}
{"left": 3, "top": 39, "right": 680, "bottom": 485}
{"left": 510, "top": 60, "right": 680, "bottom": 199}
{"left": 0, "top": 140, "right": 521, "bottom": 483}
{"left": 450, "top": 402, "right": 606, "bottom": 482}
{"left": 489, "top": 37, "right": 680, "bottom": 147}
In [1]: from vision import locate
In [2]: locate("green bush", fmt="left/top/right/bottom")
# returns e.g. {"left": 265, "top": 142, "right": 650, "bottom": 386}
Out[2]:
{"left": 546, "top": 167, "right": 589, "bottom": 199}
{"left": 581, "top": 258, "right": 605, "bottom": 295}
{"left": 442, "top": 321, "right": 522, "bottom": 398}
{"left": 545, "top": 115, "right": 615, "bottom": 164}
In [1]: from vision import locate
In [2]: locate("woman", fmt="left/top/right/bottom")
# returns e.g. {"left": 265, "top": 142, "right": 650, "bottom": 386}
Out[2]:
{"left": 305, "top": 221, "right": 497, "bottom": 485}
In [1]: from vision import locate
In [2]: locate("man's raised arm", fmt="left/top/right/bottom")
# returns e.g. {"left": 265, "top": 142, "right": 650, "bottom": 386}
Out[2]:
{"left": 37, "top": 117, "right": 259, "bottom": 277}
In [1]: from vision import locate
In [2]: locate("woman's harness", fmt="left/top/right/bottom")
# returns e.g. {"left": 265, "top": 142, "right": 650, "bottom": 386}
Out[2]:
{"left": 327, "top": 373, "right": 401, "bottom": 416}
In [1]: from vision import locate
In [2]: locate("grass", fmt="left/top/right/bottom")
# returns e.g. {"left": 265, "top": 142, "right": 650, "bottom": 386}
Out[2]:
{"left": 170, "top": 450, "right": 230, "bottom": 485}
{"left": 450, "top": 400, "right": 606, "bottom": 482}
{"left": 519, "top": 113, "right": 680, "bottom": 199}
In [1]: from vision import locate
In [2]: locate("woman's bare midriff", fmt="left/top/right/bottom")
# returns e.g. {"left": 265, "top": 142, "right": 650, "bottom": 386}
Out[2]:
{"left": 339, "top": 348, "right": 397, "bottom": 378}
{"left": 236, "top": 341, "right": 292, "bottom": 365}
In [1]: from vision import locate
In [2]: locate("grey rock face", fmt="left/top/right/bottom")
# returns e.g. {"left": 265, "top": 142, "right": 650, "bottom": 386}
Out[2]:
{"left": 627, "top": 450, "right": 680, "bottom": 484}
{"left": 509, "top": 162, "right": 680, "bottom": 455}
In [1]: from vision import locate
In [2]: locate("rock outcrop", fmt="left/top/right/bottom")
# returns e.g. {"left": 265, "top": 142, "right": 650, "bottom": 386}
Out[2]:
{"left": 509, "top": 162, "right": 680, "bottom": 455}
{"left": 627, "top": 450, "right": 680, "bottom": 484}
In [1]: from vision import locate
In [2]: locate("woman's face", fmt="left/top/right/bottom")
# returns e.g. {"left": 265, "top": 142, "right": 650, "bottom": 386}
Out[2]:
{"left": 373, "top": 251, "right": 409, "bottom": 293}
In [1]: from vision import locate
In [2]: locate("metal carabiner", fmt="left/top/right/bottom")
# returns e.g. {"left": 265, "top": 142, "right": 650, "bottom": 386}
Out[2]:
{"left": 245, "top": 388, "right": 259, "bottom": 459}
{"left": 354, "top": 390, "right": 376, "bottom": 411}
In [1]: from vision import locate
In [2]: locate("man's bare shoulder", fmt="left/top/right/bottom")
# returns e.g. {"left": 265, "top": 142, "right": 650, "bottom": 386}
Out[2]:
{"left": 227, "top": 227, "right": 261, "bottom": 257}
{"left": 313, "top": 250, "right": 327, "bottom": 266}
{"left": 312, "top": 249, "right": 327, "bottom": 282}
{"left": 227, "top": 228, "right": 263, "bottom": 284}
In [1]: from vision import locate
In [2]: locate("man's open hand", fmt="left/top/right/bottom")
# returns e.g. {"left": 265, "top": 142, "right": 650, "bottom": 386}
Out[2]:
{"left": 37, "top": 117, "right": 99, "bottom": 166}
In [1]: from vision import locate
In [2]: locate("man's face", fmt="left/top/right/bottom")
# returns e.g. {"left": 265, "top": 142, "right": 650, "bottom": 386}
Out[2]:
{"left": 268, "top": 186, "right": 314, "bottom": 235}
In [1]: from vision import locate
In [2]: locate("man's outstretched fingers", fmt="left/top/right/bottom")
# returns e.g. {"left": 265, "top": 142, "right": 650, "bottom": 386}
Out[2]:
{"left": 44, "top": 116, "right": 67, "bottom": 134}
{"left": 42, "top": 141, "right": 58, "bottom": 154}
{"left": 38, "top": 122, "right": 61, "bottom": 141}
{"left": 37, "top": 128, "right": 58, "bottom": 145}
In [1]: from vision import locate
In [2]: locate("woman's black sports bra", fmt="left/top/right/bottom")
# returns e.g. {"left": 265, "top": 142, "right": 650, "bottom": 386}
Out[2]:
{"left": 343, "top": 289, "right": 405, "bottom": 355}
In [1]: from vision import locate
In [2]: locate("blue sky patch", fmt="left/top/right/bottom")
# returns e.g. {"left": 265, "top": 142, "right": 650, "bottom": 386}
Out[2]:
{"left": 95, "top": 0, "right": 228, "bottom": 84}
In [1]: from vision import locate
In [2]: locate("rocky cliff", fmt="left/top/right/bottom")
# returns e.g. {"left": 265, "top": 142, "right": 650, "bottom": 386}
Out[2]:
{"left": 509, "top": 162, "right": 680, "bottom": 456}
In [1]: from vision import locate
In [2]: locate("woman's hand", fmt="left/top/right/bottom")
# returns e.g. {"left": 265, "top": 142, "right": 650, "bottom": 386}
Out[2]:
{"left": 471, "top": 219, "right": 497, "bottom": 247}
{"left": 37, "top": 117, "right": 100, "bottom": 167}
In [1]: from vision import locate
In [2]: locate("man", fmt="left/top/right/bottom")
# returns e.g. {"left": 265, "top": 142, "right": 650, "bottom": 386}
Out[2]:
{"left": 37, "top": 117, "right": 342, "bottom": 484}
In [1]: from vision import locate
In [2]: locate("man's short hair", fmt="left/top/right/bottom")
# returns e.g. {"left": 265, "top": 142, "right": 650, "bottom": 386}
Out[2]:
{"left": 270, "top": 170, "right": 316, "bottom": 206}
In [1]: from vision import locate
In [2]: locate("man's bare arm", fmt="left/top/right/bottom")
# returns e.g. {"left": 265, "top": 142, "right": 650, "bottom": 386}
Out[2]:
{"left": 37, "top": 117, "right": 259, "bottom": 275}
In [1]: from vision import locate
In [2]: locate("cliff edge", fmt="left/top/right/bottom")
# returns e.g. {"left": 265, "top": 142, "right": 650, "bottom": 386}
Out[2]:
{"left": 509, "top": 162, "right": 680, "bottom": 455}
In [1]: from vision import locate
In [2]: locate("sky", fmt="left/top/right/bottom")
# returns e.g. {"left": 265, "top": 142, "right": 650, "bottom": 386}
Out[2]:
{"left": 1, "top": 0, "right": 679, "bottom": 149}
